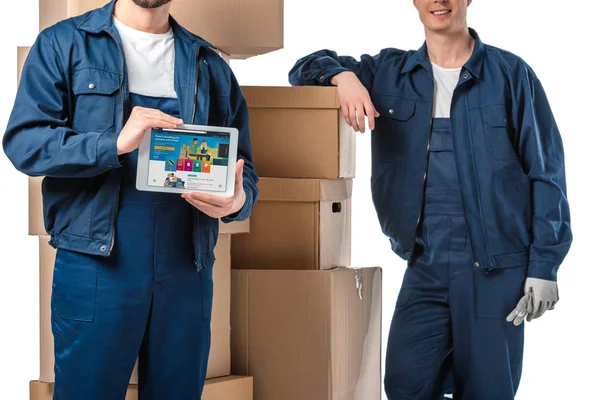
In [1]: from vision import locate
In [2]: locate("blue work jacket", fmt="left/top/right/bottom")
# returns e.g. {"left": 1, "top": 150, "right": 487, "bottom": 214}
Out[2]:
{"left": 3, "top": 0, "right": 259, "bottom": 270}
{"left": 289, "top": 29, "right": 571, "bottom": 281}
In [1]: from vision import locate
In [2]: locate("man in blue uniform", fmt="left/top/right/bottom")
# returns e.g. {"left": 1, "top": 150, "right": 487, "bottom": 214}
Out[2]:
{"left": 3, "top": 0, "right": 258, "bottom": 399}
{"left": 289, "top": 0, "right": 572, "bottom": 399}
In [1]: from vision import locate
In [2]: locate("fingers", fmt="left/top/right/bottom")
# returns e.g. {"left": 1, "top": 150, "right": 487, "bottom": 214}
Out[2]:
{"left": 185, "top": 192, "right": 232, "bottom": 208}
{"left": 506, "top": 293, "right": 531, "bottom": 326}
{"left": 535, "top": 301, "right": 550, "bottom": 320}
{"left": 348, "top": 104, "right": 359, "bottom": 132}
{"left": 342, "top": 104, "right": 352, "bottom": 127}
{"left": 183, "top": 196, "right": 225, "bottom": 218}
{"left": 365, "top": 101, "right": 377, "bottom": 131}
{"left": 132, "top": 106, "right": 184, "bottom": 127}
{"left": 235, "top": 159, "right": 245, "bottom": 183}
{"left": 357, "top": 104, "right": 366, "bottom": 133}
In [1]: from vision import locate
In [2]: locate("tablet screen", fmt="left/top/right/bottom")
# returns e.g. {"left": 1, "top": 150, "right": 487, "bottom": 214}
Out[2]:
{"left": 147, "top": 128, "right": 231, "bottom": 192}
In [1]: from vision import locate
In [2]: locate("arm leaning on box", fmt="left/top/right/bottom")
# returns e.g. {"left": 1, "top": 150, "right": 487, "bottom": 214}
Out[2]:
{"left": 2, "top": 34, "right": 121, "bottom": 179}
{"left": 221, "top": 71, "right": 259, "bottom": 223}
{"left": 288, "top": 49, "right": 384, "bottom": 92}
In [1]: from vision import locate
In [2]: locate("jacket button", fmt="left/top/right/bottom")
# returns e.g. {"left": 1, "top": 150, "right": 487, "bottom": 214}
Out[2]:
{"left": 100, "top": 245, "right": 107, "bottom": 252}
{"left": 88, "top": 83, "right": 96, "bottom": 90}
{"left": 389, "top": 109, "right": 395, "bottom": 115}
{"left": 474, "top": 261, "right": 480, "bottom": 267}
{"left": 463, "top": 73, "right": 469, "bottom": 79}
{"left": 203, "top": 59, "right": 208, "bottom": 65}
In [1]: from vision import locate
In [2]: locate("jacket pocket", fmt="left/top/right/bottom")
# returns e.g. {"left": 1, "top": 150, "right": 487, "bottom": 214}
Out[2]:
{"left": 475, "top": 264, "right": 527, "bottom": 319}
{"left": 480, "top": 104, "right": 518, "bottom": 161}
{"left": 71, "top": 68, "right": 120, "bottom": 133}
{"left": 51, "top": 248, "right": 98, "bottom": 322}
{"left": 371, "top": 95, "right": 416, "bottom": 163}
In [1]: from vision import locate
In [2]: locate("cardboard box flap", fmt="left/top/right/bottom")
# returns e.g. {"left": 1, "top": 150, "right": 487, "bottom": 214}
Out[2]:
{"left": 258, "top": 178, "right": 352, "bottom": 203}
{"left": 242, "top": 86, "right": 340, "bottom": 109}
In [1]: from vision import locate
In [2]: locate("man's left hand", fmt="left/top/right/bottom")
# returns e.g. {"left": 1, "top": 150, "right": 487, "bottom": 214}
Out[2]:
{"left": 182, "top": 159, "right": 246, "bottom": 218}
{"left": 506, "top": 278, "right": 559, "bottom": 326}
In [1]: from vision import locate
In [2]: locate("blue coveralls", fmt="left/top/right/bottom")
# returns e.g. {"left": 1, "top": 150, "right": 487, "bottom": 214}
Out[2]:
{"left": 52, "top": 94, "right": 212, "bottom": 400}
{"left": 384, "top": 119, "right": 527, "bottom": 400}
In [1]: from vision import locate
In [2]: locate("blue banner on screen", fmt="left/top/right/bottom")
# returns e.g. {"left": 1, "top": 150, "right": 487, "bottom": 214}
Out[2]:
{"left": 148, "top": 128, "right": 230, "bottom": 192}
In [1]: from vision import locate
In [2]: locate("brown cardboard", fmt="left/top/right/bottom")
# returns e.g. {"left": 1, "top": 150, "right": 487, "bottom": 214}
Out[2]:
{"left": 29, "top": 176, "right": 248, "bottom": 236}
{"left": 231, "top": 178, "right": 352, "bottom": 270}
{"left": 38, "top": 0, "right": 283, "bottom": 59}
{"left": 231, "top": 268, "right": 382, "bottom": 400}
{"left": 30, "top": 376, "right": 253, "bottom": 399}
{"left": 241, "top": 86, "right": 356, "bottom": 179}
{"left": 39, "top": 234, "right": 233, "bottom": 382}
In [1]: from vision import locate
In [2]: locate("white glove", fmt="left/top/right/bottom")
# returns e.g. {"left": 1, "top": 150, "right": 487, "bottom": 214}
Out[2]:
{"left": 506, "top": 278, "right": 559, "bottom": 326}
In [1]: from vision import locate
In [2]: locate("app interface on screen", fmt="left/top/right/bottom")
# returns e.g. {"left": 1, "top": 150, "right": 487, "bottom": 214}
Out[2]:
{"left": 148, "top": 128, "right": 230, "bottom": 192}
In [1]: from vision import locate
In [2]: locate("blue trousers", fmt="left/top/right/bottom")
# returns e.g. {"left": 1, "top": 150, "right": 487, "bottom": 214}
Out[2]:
{"left": 51, "top": 192, "right": 213, "bottom": 400}
{"left": 384, "top": 119, "right": 526, "bottom": 400}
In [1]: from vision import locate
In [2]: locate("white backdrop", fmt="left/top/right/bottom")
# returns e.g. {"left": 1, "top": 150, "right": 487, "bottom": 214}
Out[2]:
{"left": 0, "top": 0, "right": 597, "bottom": 399}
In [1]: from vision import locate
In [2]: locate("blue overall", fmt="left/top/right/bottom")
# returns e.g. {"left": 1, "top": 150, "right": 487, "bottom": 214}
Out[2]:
{"left": 51, "top": 94, "right": 213, "bottom": 400}
{"left": 384, "top": 119, "right": 526, "bottom": 400}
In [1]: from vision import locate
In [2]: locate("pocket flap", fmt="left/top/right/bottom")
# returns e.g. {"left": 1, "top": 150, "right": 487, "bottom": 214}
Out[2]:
{"left": 372, "top": 95, "right": 416, "bottom": 121}
{"left": 72, "top": 68, "right": 120, "bottom": 95}
{"left": 481, "top": 104, "right": 508, "bottom": 127}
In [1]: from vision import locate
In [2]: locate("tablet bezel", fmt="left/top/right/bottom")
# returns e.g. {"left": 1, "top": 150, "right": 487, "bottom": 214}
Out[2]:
{"left": 136, "top": 124, "right": 239, "bottom": 197}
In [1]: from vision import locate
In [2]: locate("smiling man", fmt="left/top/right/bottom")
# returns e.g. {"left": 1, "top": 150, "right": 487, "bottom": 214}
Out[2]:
{"left": 289, "top": 0, "right": 572, "bottom": 399}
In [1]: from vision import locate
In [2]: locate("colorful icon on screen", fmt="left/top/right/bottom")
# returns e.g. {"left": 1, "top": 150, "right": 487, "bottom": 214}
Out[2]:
{"left": 165, "top": 159, "right": 176, "bottom": 172}
{"left": 193, "top": 160, "right": 202, "bottom": 172}
{"left": 176, "top": 159, "right": 185, "bottom": 171}
{"left": 184, "top": 159, "right": 193, "bottom": 171}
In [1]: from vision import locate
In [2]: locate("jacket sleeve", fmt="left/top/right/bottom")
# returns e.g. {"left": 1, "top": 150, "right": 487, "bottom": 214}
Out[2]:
{"left": 288, "top": 49, "right": 382, "bottom": 91}
{"left": 221, "top": 71, "right": 259, "bottom": 223}
{"left": 2, "top": 34, "right": 121, "bottom": 178}
{"left": 513, "top": 64, "right": 572, "bottom": 281}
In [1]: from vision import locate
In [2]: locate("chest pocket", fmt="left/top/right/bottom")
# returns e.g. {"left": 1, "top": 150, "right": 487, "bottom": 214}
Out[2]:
{"left": 371, "top": 95, "right": 416, "bottom": 163}
{"left": 71, "top": 68, "right": 120, "bottom": 133}
{"left": 481, "top": 104, "right": 518, "bottom": 161}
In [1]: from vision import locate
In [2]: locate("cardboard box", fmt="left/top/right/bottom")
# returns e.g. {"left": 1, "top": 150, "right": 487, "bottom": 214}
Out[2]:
{"left": 28, "top": 176, "right": 248, "bottom": 236}
{"left": 30, "top": 375, "right": 254, "bottom": 399}
{"left": 241, "top": 86, "right": 356, "bottom": 179}
{"left": 38, "top": 0, "right": 283, "bottom": 59}
{"left": 231, "top": 268, "right": 382, "bottom": 400}
{"left": 232, "top": 178, "right": 352, "bottom": 270}
{"left": 39, "top": 234, "right": 233, "bottom": 382}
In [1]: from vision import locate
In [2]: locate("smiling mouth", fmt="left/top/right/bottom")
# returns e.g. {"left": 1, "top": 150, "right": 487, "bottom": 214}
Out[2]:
{"left": 432, "top": 10, "right": 452, "bottom": 16}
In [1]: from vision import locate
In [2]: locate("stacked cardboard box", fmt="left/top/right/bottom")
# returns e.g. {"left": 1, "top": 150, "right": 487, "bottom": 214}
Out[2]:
{"left": 30, "top": 376, "right": 254, "bottom": 400}
{"left": 230, "top": 86, "right": 383, "bottom": 399}
{"left": 18, "top": 0, "right": 284, "bottom": 397}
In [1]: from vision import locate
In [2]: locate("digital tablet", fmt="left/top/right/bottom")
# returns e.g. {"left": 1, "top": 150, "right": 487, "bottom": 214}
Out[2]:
{"left": 136, "top": 124, "right": 239, "bottom": 197}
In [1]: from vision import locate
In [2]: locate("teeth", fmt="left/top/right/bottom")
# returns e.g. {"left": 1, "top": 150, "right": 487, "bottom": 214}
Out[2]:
{"left": 433, "top": 10, "right": 450, "bottom": 15}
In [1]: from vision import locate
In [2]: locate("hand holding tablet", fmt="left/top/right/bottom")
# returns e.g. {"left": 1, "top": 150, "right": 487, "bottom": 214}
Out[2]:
{"left": 117, "top": 106, "right": 184, "bottom": 155}
{"left": 181, "top": 159, "right": 247, "bottom": 218}
{"left": 136, "top": 124, "right": 239, "bottom": 197}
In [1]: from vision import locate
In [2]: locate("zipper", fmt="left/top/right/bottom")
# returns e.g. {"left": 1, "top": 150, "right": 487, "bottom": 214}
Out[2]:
{"left": 464, "top": 94, "right": 494, "bottom": 268}
{"left": 410, "top": 69, "right": 435, "bottom": 255}
{"left": 191, "top": 46, "right": 202, "bottom": 270}
{"left": 191, "top": 47, "right": 201, "bottom": 124}
{"left": 107, "top": 28, "right": 126, "bottom": 255}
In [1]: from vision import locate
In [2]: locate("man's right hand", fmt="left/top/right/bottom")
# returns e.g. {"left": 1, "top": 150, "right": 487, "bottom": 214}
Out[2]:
{"left": 331, "top": 71, "right": 380, "bottom": 133}
{"left": 116, "top": 106, "right": 184, "bottom": 155}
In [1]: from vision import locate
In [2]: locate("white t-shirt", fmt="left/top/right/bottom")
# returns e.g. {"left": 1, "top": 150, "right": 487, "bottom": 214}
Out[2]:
{"left": 431, "top": 62, "right": 462, "bottom": 118}
{"left": 113, "top": 17, "right": 177, "bottom": 98}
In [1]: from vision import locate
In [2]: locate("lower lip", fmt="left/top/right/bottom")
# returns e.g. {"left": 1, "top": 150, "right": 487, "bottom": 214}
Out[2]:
{"left": 431, "top": 11, "right": 452, "bottom": 19}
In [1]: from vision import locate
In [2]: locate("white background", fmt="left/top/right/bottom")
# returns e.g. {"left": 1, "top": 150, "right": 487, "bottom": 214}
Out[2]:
{"left": 0, "top": 0, "right": 597, "bottom": 399}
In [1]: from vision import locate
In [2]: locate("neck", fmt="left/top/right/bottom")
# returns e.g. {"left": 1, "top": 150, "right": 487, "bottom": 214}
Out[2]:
{"left": 113, "top": 0, "right": 171, "bottom": 34}
{"left": 425, "top": 26, "right": 474, "bottom": 69}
